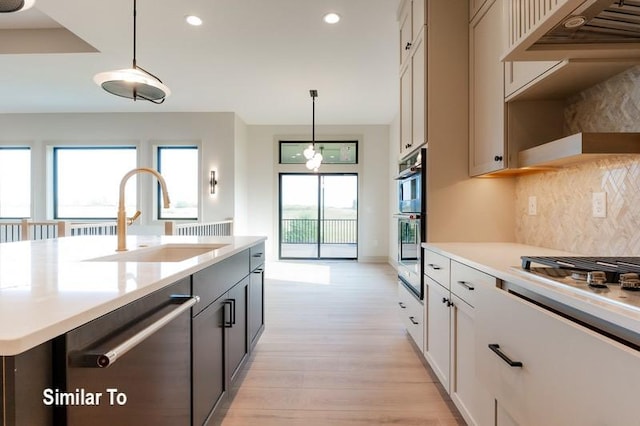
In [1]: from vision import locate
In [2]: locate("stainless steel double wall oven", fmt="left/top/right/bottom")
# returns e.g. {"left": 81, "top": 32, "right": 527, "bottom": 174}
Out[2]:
{"left": 395, "top": 148, "right": 426, "bottom": 299}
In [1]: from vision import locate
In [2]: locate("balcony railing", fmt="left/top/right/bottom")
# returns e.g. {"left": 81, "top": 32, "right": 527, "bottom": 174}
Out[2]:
{"left": 281, "top": 219, "right": 357, "bottom": 244}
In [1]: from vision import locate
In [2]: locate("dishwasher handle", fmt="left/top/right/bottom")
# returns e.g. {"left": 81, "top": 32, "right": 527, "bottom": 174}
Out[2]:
{"left": 75, "top": 295, "right": 199, "bottom": 368}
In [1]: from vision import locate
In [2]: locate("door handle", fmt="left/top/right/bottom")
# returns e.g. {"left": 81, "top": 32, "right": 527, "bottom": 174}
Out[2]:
{"left": 398, "top": 302, "right": 407, "bottom": 309}
{"left": 409, "top": 316, "right": 419, "bottom": 325}
{"left": 223, "top": 300, "right": 233, "bottom": 328}
{"left": 488, "top": 344, "right": 523, "bottom": 367}
{"left": 427, "top": 263, "right": 441, "bottom": 270}
{"left": 229, "top": 298, "right": 236, "bottom": 325}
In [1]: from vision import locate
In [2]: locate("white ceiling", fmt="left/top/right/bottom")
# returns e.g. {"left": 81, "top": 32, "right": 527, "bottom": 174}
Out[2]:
{"left": 0, "top": 0, "right": 400, "bottom": 125}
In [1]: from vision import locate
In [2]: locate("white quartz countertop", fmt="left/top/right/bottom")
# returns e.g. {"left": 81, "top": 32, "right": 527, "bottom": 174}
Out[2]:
{"left": 423, "top": 242, "right": 640, "bottom": 335}
{"left": 0, "top": 235, "right": 266, "bottom": 356}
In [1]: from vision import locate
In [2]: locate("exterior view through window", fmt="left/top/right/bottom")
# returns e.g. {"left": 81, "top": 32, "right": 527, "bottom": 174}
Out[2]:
{"left": 157, "top": 146, "right": 199, "bottom": 220}
{"left": 54, "top": 147, "right": 137, "bottom": 219}
{"left": 0, "top": 147, "right": 30, "bottom": 218}
{"left": 279, "top": 173, "right": 357, "bottom": 259}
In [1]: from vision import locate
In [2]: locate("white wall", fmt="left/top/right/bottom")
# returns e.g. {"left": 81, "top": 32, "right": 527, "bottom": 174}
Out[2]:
{"left": 0, "top": 112, "right": 238, "bottom": 231}
{"left": 388, "top": 114, "right": 400, "bottom": 266}
{"left": 233, "top": 115, "right": 249, "bottom": 235}
{"left": 243, "top": 124, "right": 390, "bottom": 262}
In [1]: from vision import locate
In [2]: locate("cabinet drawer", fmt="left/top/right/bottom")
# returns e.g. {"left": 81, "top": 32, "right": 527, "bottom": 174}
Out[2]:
{"left": 476, "top": 283, "right": 640, "bottom": 425}
{"left": 450, "top": 261, "right": 496, "bottom": 307}
{"left": 192, "top": 249, "right": 250, "bottom": 315}
{"left": 424, "top": 249, "right": 450, "bottom": 287}
{"left": 397, "top": 282, "right": 424, "bottom": 351}
{"left": 250, "top": 242, "right": 265, "bottom": 271}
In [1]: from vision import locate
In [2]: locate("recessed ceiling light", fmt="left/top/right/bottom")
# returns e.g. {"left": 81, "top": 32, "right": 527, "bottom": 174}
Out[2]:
{"left": 323, "top": 12, "right": 341, "bottom": 24}
{"left": 185, "top": 15, "right": 203, "bottom": 26}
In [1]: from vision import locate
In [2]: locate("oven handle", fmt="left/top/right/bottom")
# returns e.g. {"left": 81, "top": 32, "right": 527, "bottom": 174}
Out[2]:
{"left": 73, "top": 295, "right": 199, "bottom": 368}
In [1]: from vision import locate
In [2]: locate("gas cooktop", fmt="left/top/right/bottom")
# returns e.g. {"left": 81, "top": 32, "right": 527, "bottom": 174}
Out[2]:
{"left": 518, "top": 256, "right": 640, "bottom": 309}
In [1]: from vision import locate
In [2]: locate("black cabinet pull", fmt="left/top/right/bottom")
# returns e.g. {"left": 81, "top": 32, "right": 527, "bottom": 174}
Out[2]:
{"left": 442, "top": 297, "right": 448, "bottom": 304}
{"left": 494, "top": 155, "right": 503, "bottom": 162}
{"left": 427, "top": 263, "right": 441, "bottom": 270}
{"left": 457, "top": 280, "right": 475, "bottom": 291}
{"left": 222, "top": 300, "right": 233, "bottom": 328}
{"left": 252, "top": 253, "right": 263, "bottom": 258}
{"left": 398, "top": 302, "right": 407, "bottom": 309}
{"left": 405, "top": 42, "right": 412, "bottom": 50}
{"left": 229, "top": 298, "right": 236, "bottom": 325}
{"left": 441, "top": 297, "right": 454, "bottom": 307}
{"left": 252, "top": 268, "right": 264, "bottom": 274}
{"left": 409, "top": 316, "right": 419, "bottom": 325}
{"left": 488, "top": 344, "right": 523, "bottom": 367}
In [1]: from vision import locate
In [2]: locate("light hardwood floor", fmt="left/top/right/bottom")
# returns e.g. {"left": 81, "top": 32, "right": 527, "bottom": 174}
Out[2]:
{"left": 215, "top": 261, "right": 465, "bottom": 425}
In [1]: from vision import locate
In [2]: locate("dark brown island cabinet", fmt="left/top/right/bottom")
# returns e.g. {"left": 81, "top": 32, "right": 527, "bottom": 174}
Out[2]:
{"left": 0, "top": 241, "right": 266, "bottom": 426}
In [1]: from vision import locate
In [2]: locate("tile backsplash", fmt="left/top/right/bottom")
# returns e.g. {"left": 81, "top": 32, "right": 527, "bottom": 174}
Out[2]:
{"left": 515, "top": 65, "right": 640, "bottom": 255}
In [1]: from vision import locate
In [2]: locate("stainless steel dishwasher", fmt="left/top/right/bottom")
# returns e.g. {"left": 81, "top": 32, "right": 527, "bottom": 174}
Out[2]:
{"left": 54, "top": 277, "right": 198, "bottom": 426}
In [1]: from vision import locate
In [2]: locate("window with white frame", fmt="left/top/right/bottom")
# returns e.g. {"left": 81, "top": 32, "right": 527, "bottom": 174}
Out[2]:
{"left": 0, "top": 147, "right": 31, "bottom": 218}
{"left": 157, "top": 146, "right": 198, "bottom": 220}
{"left": 53, "top": 147, "right": 137, "bottom": 219}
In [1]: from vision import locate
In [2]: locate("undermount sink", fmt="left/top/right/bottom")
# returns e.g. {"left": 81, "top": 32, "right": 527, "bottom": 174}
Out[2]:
{"left": 86, "top": 243, "right": 229, "bottom": 263}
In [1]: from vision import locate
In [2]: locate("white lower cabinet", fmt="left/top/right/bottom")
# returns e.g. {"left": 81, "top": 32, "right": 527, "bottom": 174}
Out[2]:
{"left": 476, "top": 281, "right": 640, "bottom": 426}
{"left": 450, "top": 293, "right": 494, "bottom": 426}
{"left": 397, "top": 282, "right": 424, "bottom": 352}
{"left": 424, "top": 277, "right": 450, "bottom": 390}
{"left": 424, "top": 257, "right": 494, "bottom": 426}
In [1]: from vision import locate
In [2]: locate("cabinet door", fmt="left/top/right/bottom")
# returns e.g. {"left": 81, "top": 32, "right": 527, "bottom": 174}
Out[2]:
{"left": 425, "top": 277, "right": 450, "bottom": 391}
{"left": 192, "top": 299, "right": 227, "bottom": 426}
{"left": 399, "top": 1, "right": 412, "bottom": 67}
{"left": 469, "top": 0, "right": 506, "bottom": 176}
{"left": 227, "top": 277, "right": 249, "bottom": 381}
{"left": 476, "top": 283, "right": 640, "bottom": 425}
{"left": 469, "top": 0, "right": 488, "bottom": 21}
{"left": 451, "top": 294, "right": 494, "bottom": 426}
{"left": 400, "top": 62, "right": 413, "bottom": 157}
{"left": 411, "top": 30, "right": 426, "bottom": 151}
{"left": 248, "top": 267, "right": 264, "bottom": 348}
{"left": 412, "top": 0, "right": 426, "bottom": 40}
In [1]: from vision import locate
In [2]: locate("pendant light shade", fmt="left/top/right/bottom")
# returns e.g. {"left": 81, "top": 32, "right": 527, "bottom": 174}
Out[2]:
{"left": 94, "top": 0, "right": 170, "bottom": 104}
{"left": 93, "top": 68, "right": 170, "bottom": 102}
{"left": 0, "top": 0, "right": 35, "bottom": 13}
{"left": 305, "top": 89, "right": 323, "bottom": 172}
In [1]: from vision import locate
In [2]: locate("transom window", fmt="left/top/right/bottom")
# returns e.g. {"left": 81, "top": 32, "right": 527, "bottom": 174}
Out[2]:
{"left": 0, "top": 147, "right": 31, "bottom": 218}
{"left": 279, "top": 141, "right": 358, "bottom": 165}
{"left": 53, "top": 147, "right": 137, "bottom": 219}
{"left": 157, "top": 146, "right": 199, "bottom": 220}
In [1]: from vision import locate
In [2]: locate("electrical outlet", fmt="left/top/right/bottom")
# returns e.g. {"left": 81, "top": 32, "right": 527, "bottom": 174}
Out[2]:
{"left": 592, "top": 192, "right": 607, "bottom": 218}
{"left": 528, "top": 196, "right": 537, "bottom": 216}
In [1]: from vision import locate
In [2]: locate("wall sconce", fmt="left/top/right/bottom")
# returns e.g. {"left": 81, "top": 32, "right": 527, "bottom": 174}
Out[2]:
{"left": 210, "top": 171, "right": 218, "bottom": 194}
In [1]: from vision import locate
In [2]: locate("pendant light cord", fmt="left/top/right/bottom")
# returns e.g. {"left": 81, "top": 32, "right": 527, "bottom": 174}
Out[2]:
{"left": 133, "top": 0, "right": 137, "bottom": 69}
{"left": 310, "top": 89, "right": 318, "bottom": 149}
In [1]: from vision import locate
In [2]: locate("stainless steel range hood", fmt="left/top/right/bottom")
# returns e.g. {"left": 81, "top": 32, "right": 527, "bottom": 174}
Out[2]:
{"left": 503, "top": 0, "right": 640, "bottom": 61}
{"left": 518, "top": 132, "right": 640, "bottom": 168}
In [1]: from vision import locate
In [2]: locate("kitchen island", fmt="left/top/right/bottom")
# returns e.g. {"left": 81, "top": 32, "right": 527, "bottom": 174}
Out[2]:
{"left": 418, "top": 242, "right": 640, "bottom": 426}
{"left": 0, "top": 234, "right": 266, "bottom": 426}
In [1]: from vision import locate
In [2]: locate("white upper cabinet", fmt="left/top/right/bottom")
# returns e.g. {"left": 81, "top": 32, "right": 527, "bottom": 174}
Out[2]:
{"left": 399, "top": 1, "right": 412, "bottom": 68}
{"left": 398, "top": 0, "right": 429, "bottom": 159}
{"left": 469, "top": 0, "right": 507, "bottom": 175}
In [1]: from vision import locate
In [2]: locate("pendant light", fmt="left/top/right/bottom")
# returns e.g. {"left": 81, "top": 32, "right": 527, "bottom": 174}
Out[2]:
{"left": 304, "top": 89, "right": 323, "bottom": 172}
{"left": 0, "top": 0, "right": 35, "bottom": 13}
{"left": 93, "top": 0, "right": 170, "bottom": 103}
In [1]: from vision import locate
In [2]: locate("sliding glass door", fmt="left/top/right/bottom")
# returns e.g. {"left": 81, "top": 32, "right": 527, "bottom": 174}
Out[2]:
{"left": 279, "top": 173, "right": 357, "bottom": 259}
